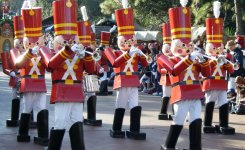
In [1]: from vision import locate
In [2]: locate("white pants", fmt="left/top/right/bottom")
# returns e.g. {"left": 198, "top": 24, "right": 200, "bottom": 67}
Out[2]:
{"left": 116, "top": 87, "right": 138, "bottom": 109}
{"left": 22, "top": 92, "right": 46, "bottom": 121}
{"left": 85, "top": 92, "right": 96, "bottom": 101}
{"left": 12, "top": 87, "right": 18, "bottom": 99}
{"left": 54, "top": 103, "right": 83, "bottom": 129}
{"left": 173, "top": 100, "right": 201, "bottom": 125}
{"left": 162, "top": 85, "right": 171, "bottom": 97}
{"left": 205, "top": 90, "right": 227, "bottom": 107}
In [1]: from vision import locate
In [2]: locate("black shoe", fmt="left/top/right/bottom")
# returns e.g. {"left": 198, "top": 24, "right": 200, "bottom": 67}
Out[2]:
{"left": 17, "top": 113, "right": 31, "bottom": 142}
{"left": 203, "top": 102, "right": 216, "bottom": 133}
{"left": 216, "top": 103, "right": 235, "bottom": 135}
{"left": 126, "top": 106, "right": 146, "bottom": 140}
{"left": 45, "top": 128, "right": 65, "bottom": 150}
{"left": 6, "top": 98, "right": 20, "bottom": 127}
{"left": 34, "top": 109, "right": 49, "bottom": 146}
{"left": 84, "top": 96, "right": 102, "bottom": 126}
{"left": 162, "top": 125, "right": 183, "bottom": 149}
{"left": 110, "top": 108, "right": 125, "bottom": 138}
{"left": 69, "top": 122, "right": 85, "bottom": 150}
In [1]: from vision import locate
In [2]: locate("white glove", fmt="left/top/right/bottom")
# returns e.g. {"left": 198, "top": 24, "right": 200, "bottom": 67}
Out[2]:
{"left": 129, "top": 46, "right": 139, "bottom": 57}
{"left": 32, "top": 46, "right": 39, "bottom": 55}
{"left": 218, "top": 56, "right": 227, "bottom": 64}
{"left": 71, "top": 44, "right": 80, "bottom": 53}
{"left": 77, "top": 50, "right": 85, "bottom": 58}
{"left": 99, "top": 67, "right": 104, "bottom": 73}
{"left": 10, "top": 71, "right": 16, "bottom": 77}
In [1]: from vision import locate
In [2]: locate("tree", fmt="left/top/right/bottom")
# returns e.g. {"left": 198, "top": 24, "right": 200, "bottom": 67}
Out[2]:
{"left": 234, "top": 0, "right": 244, "bottom": 35}
{"left": 100, "top": 0, "right": 178, "bottom": 30}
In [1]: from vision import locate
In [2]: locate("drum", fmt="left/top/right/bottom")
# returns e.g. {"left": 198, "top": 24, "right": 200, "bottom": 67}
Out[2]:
{"left": 83, "top": 75, "right": 100, "bottom": 92}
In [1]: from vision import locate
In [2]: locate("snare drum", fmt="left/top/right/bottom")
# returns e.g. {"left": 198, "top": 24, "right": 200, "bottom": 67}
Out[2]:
{"left": 83, "top": 75, "right": 100, "bottom": 92}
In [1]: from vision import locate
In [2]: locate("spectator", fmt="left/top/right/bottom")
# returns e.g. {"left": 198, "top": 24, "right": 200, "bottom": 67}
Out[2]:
{"left": 226, "top": 39, "right": 245, "bottom": 94}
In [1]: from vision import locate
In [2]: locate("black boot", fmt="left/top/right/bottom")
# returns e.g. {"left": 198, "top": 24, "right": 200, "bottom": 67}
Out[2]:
{"left": 110, "top": 108, "right": 125, "bottom": 138}
{"left": 6, "top": 98, "right": 20, "bottom": 127}
{"left": 161, "top": 125, "right": 183, "bottom": 150}
{"left": 203, "top": 102, "right": 216, "bottom": 133}
{"left": 189, "top": 119, "right": 202, "bottom": 150}
{"left": 17, "top": 113, "right": 31, "bottom": 142}
{"left": 215, "top": 103, "right": 235, "bottom": 134}
{"left": 99, "top": 80, "right": 108, "bottom": 95}
{"left": 126, "top": 106, "right": 146, "bottom": 140}
{"left": 44, "top": 128, "right": 65, "bottom": 150}
{"left": 30, "top": 110, "right": 37, "bottom": 129}
{"left": 34, "top": 109, "right": 49, "bottom": 146}
{"left": 159, "top": 97, "right": 172, "bottom": 120}
{"left": 84, "top": 96, "right": 102, "bottom": 126}
{"left": 69, "top": 122, "right": 85, "bottom": 150}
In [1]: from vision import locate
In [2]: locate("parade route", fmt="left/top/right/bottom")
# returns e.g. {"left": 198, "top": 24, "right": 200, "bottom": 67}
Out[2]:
{"left": 0, "top": 70, "right": 244, "bottom": 150}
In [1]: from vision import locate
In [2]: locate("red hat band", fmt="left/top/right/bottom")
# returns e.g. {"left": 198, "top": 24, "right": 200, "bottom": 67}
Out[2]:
{"left": 115, "top": 8, "right": 134, "bottom": 39}
{"left": 206, "top": 18, "right": 223, "bottom": 48}
{"left": 77, "top": 21, "right": 91, "bottom": 46}
{"left": 13, "top": 16, "right": 24, "bottom": 39}
{"left": 162, "top": 22, "right": 171, "bottom": 44}
{"left": 101, "top": 31, "right": 110, "bottom": 46}
{"left": 22, "top": 7, "right": 42, "bottom": 39}
{"left": 169, "top": 7, "right": 191, "bottom": 44}
{"left": 53, "top": 0, "right": 77, "bottom": 39}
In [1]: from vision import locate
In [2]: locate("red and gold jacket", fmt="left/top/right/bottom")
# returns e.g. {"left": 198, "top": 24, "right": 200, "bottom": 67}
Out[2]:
{"left": 157, "top": 54, "right": 171, "bottom": 86}
{"left": 40, "top": 46, "right": 95, "bottom": 104}
{"left": 10, "top": 48, "right": 47, "bottom": 93}
{"left": 99, "top": 50, "right": 109, "bottom": 72}
{"left": 105, "top": 48, "right": 148, "bottom": 89}
{"left": 93, "top": 50, "right": 109, "bottom": 76}
{"left": 202, "top": 59, "right": 234, "bottom": 91}
{"left": 1, "top": 51, "right": 18, "bottom": 87}
{"left": 157, "top": 55, "right": 210, "bottom": 104}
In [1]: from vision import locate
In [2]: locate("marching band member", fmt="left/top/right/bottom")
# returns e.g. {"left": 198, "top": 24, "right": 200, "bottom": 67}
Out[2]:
{"left": 77, "top": 7, "right": 102, "bottom": 126}
{"left": 39, "top": 1, "right": 95, "bottom": 149}
{"left": 202, "top": 1, "right": 235, "bottom": 135}
{"left": 10, "top": 2, "right": 49, "bottom": 145}
{"left": 157, "top": 22, "right": 173, "bottom": 120}
{"left": 1, "top": 15, "right": 24, "bottom": 127}
{"left": 157, "top": 1, "right": 210, "bottom": 149}
{"left": 104, "top": 0, "right": 148, "bottom": 140}
{"left": 97, "top": 31, "right": 111, "bottom": 95}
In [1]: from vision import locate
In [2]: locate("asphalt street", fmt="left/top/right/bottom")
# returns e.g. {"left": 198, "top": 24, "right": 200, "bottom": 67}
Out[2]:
{"left": 0, "top": 68, "right": 244, "bottom": 150}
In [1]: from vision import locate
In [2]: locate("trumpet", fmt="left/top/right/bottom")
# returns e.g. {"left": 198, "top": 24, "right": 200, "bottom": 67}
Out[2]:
{"left": 77, "top": 49, "right": 101, "bottom": 62}
{"left": 203, "top": 55, "right": 239, "bottom": 70}
{"left": 138, "top": 50, "right": 153, "bottom": 63}
{"left": 84, "top": 50, "right": 101, "bottom": 62}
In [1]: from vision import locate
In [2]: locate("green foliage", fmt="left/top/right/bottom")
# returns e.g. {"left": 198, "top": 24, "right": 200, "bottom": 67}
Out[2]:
{"left": 100, "top": 0, "right": 121, "bottom": 15}
{"left": 191, "top": 2, "right": 212, "bottom": 26}
{"left": 99, "top": 0, "right": 245, "bottom": 34}
{"left": 0, "top": 18, "right": 13, "bottom": 27}
{"left": 224, "top": 27, "right": 236, "bottom": 36}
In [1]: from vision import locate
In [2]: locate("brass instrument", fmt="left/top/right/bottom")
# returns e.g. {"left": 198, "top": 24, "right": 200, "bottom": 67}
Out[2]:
{"left": 137, "top": 49, "right": 153, "bottom": 63}
{"left": 76, "top": 49, "right": 101, "bottom": 62}
{"left": 203, "top": 55, "right": 239, "bottom": 70}
{"left": 84, "top": 50, "right": 101, "bottom": 62}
